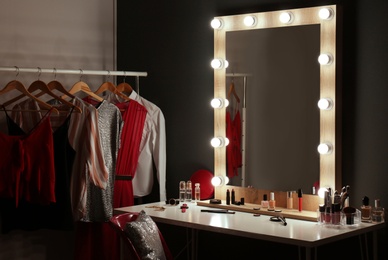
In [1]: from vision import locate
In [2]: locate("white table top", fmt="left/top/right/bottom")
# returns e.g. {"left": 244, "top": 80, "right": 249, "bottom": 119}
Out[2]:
{"left": 115, "top": 201, "right": 385, "bottom": 248}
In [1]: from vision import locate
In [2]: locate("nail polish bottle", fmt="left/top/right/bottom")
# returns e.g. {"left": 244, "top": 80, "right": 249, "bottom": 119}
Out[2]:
{"left": 361, "top": 196, "right": 372, "bottom": 223}
{"left": 261, "top": 194, "right": 269, "bottom": 208}
{"left": 231, "top": 189, "right": 236, "bottom": 204}
{"left": 372, "top": 199, "right": 385, "bottom": 223}
{"left": 269, "top": 192, "right": 276, "bottom": 210}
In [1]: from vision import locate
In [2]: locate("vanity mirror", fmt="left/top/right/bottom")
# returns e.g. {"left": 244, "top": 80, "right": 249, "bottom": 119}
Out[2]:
{"left": 212, "top": 5, "right": 341, "bottom": 200}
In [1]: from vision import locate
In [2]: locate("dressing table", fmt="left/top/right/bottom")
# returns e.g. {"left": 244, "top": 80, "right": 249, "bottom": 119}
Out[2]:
{"left": 115, "top": 202, "right": 385, "bottom": 260}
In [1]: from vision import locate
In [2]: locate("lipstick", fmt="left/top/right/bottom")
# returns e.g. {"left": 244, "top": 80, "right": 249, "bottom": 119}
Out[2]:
{"left": 298, "top": 189, "right": 303, "bottom": 212}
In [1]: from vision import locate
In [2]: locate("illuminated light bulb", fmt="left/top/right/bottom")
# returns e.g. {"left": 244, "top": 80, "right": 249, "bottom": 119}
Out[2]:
{"left": 317, "top": 98, "right": 333, "bottom": 110}
{"left": 211, "top": 98, "right": 229, "bottom": 108}
{"left": 243, "top": 16, "right": 256, "bottom": 27}
{"left": 211, "top": 18, "right": 223, "bottom": 29}
{"left": 318, "top": 53, "right": 333, "bottom": 65}
{"left": 224, "top": 176, "right": 230, "bottom": 185}
{"left": 211, "top": 59, "right": 222, "bottom": 69}
{"left": 211, "top": 59, "right": 229, "bottom": 69}
{"left": 319, "top": 8, "right": 334, "bottom": 20}
{"left": 317, "top": 143, "right": 333, "bottom": 155}
{"left": 211, "top": 137, "right": 222, "bottom": 147}
{"left": 211, "top": 176, "right": 222, "bottom": 187}
{"left": 279, "top": 12, "right": 293, "bottom": 24}
{"left": 211, "top": 137, "right": 229, "bottom": 147}
{"left": 318, "top": 187, "right": 329, "bottom": 198}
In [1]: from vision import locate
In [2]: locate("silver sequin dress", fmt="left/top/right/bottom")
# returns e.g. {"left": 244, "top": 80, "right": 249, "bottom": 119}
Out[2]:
{"left": 82, "top": 100, "right": 123, "bottom": 222}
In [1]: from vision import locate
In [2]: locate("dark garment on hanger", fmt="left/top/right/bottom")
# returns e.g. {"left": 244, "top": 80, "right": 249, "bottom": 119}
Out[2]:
{"left": 0, "top": 109, "right": 75, "bottom": 233}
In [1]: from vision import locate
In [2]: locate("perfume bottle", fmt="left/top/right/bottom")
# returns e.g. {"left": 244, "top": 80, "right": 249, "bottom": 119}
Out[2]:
{"left": 269, "top": 192, "right": 276, "bottom": 210}
{"left": 372, "top": 199, "right": 385, "bottom": 223}
{"left": 194, "top": 183, "right": 200, "bottom": 201}
{"left": 361, "top": 196, "right": 372, "bottom": 223}
{"left": 261, "top": 194, "right": 269, "bottom": 208}
{"left": 186, "top": 180, "right": 192, "bottom": 202}
{"left": 179, "top": 181, "right": 186, "bottom": 202}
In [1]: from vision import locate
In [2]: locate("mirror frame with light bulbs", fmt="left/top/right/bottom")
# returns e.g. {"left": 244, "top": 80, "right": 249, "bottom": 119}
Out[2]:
{"left": 211, "top": 5, "right": 341, "bottom": 208}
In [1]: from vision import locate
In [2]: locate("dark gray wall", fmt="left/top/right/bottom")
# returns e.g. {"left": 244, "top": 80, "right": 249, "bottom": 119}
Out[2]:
{"left": 118, "top": 0, "right": 388, "bottom": 208}
{"left": 117, "top": 2, "right": 387, "bottom": 256}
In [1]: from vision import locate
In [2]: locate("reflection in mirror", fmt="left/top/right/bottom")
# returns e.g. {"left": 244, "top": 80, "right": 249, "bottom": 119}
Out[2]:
{"left": 225, "top": 25, "right": 320, "bottom": 194}
{"left": 212, "top": 5, "right": 341, "bottom": 200}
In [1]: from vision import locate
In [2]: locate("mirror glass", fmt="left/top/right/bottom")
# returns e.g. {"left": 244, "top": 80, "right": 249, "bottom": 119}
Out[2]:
{"left": 225, "top": 25, "right": 320, "bottom": 193}
{"left": 213, "top": 5, "right": 340, "bottom": 198}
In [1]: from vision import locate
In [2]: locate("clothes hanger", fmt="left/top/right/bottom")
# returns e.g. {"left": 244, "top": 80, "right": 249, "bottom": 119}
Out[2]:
{"left": 29, "top": 80, "right": 82, "bottom": 113}
{"left": 3, "top": 68, "right": 81, "bottom": 113}
{"left": 116, "top": 73, "right": 133, "bottom": 94}
{"left": 47, "top": 80, "right": 76, "bottom": 99}
{"left": 62, "top": 69, "right": 103, "bottom": 102}
{"left": 47, "top": 68, "right": 76, "bottom": 99}
{"left": 95, "top": 79, "right": 131, "bottom": 101}
{"left": 0, "top": 80, "right": 58, "bottom": 113}
{"left": 227, "top": 78, "right": 240, "bottom": 103}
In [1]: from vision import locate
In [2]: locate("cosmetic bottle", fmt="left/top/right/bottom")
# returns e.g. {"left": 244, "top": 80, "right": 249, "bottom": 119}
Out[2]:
{"left": 318, "top": 204, "right": 325, "bottom": 224}
{"left": 269, "top": 192, "right": 276, "bottom": 210}
{"left": 231, "top": 189, "right": 236, "bottom": 204}
{"left": 324, "top": 190, "right": 332, "bottom": 223}
{"left": 333, "top": 190, "right": 341, "bottom": 204}
{"left": 261, "top": 194, "right": 269, "bottom": 208}
{"left": 194, "top": 183, "right": 200, "bottom": 201}
{"left": 226, "top": 189, "right": 230, "bottom": 205}
{"left": 179, "top": 181, "right": 186, "bottom": 202}
{"left": 332, "top": 203, "right": 341, "bottom": 225}
{"left": 287, "top": 191, "right": 293, "bottom": 209}
{"left": 298, "top": 189, "right": 303, "bottom": 212}
{"left": 186, "top": 180, "right": 192, "bottom": 202}
{"left": 361, "top": 196, "right": 372, "bottom": 223}
{"left": 372, "top": 199, "right": 385, "bottom": 223}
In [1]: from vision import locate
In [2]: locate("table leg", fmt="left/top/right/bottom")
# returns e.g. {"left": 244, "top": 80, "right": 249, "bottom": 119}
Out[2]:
{"left": 373, "top": 231, "right": 378, "bottom": 260}
{"left": 191, "top": 229, "right": 198, "bottom": 260}
{"left": 299, "top": 246, "right": 316, "bottom": 260}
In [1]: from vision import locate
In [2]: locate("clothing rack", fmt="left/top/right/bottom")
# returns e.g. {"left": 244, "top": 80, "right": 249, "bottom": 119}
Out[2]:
{"left": 0, "top": 66, "right": 147, "bottom": 94}
{"left": 226, "top": 73, "right": 250, "bottom": 188}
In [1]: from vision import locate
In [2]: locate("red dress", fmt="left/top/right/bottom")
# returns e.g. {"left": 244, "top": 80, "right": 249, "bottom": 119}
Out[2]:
{"left": 0, "top": 108, "right": 55, "bottom": 207}
{"left": 226, "top": 108, "right": 242, "bottom": 179}
{"left": 114, "top": 100, "right": 147, "bottom": 208}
